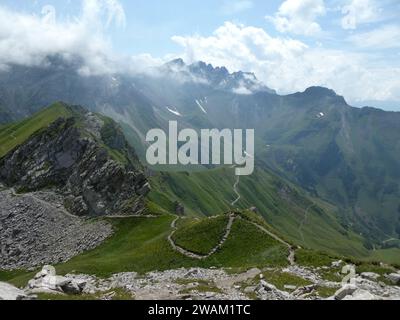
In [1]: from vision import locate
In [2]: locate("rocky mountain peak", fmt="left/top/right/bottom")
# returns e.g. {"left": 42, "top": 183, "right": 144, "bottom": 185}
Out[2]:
{"left": 163, "top": 59, "right": 276, "bottom": 94}
{"left": 304, "top": 86, "right": 339, "bottom": 97}
{"left": 0, "top": 104, "right": 149, "bottom": 217}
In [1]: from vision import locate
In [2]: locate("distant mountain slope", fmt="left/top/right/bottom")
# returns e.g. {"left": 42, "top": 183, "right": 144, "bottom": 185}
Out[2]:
{"left": 0, "top": 57, "right": 399, "bottom": 254}
{"left": 149, "top": 166, "right": 371, "bottom": 260}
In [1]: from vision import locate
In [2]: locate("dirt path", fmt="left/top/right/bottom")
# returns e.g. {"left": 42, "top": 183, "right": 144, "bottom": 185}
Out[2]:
{"left": 298, "top": 204, "right": 316, "bottom": 244}
{"left": 168, "top": 214, "right": 236, "bottom": 260}
{"left": 168, "top": 213, "right": 296, "bottom": 265}
{"left": 246, "top": 219, "right": 295, "bottom": 266}
{"left": 231, "top": 176, "right": 241, "bottom": 207}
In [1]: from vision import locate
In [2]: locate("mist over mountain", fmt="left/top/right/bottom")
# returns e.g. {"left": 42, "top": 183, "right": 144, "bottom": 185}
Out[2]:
{"left": 1, "top": 0, "right": 400, "bottom": 303}
{"left": 0, "top": 56, "right": 399, "bottom": 256}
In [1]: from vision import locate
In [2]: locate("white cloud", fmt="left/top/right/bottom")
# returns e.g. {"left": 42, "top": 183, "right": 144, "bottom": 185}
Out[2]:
{"left": 221, "top": 0, "right": 254, "bottom": 15}
{"left": 172, "top": 21, "right": 400, "bottom": 103}
{"left": 267, "top": 0, "right": 326, "bottom": 36}
{"left": 348, "top": 24, "right": 400, "bottom": 48}
{"left": 341, "top": 0, "right": 382, "bottom": 30}
{"left": 0, "top": 0, "right": 127, "bottom": 74}
{"left": 1, "top": 1, "right": 399, "bottom": 105}
{"left": 81, "top": 0, "right": 126, "bottom": 28}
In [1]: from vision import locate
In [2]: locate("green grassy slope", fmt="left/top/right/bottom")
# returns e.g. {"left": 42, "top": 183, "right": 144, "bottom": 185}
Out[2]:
{"left": 0, "top": 102, "right": 73, "bottom": 158}
{"left": 17, "top": 213, "right": 288, "bottom": 279}
{"left": 4, "top": 210, "right": 396, "bottom": 288}
{"left": 172, "top": 215, "right": 229, "bottom": 255}
{"left": 149, "top": 166, "right": 371, "bottom": 260}
{"left": 148, "top": 167, "right": 236, "bottom": 216}
{"left": 0, "top": 102, "right": 140, "bottom": 170}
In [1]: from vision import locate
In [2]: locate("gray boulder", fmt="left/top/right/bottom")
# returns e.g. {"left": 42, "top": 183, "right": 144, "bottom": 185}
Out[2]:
{"left": 343, "top": 289, "right": 377, "bottom": 300}
{"left": 334, "top": 284, "right": 358, "bottom": 300}
{"left": 0, "top": 282, "right": 31, "bottom": 300}
{"left": 361, "top": 272, "right": 380, "bottom": 281}
{"left": 27, "top": 265, "right": 83, "bottom": 295}
{"left": 386, "top": 273, "right": 400, "bottom": 285}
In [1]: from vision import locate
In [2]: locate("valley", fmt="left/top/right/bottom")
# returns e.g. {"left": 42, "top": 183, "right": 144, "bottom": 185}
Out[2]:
{"left": 0, "top": 60, "right": 399, "bottom": 300}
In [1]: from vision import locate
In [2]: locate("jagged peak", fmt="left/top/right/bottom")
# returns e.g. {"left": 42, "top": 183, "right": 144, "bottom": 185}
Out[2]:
{"left": 165, "top": 58, "right": 185, "bottom": 68}
{"left": 304, "top": 86, "right": 339, "bottom": 97}
{"left": 163, "top": 59, "right": 275, "bottom": 94}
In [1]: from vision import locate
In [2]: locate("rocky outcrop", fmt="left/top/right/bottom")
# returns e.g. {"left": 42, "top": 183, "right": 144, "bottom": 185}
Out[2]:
{"left": 0, "top": 110, "right": 149, "bottom": 216}
{"left": 0, "top": 282, "right": 33, "bottom": 300}
{"left": 27, "top": 265, "right": 86, "bottom": 295}
{"left": 7, "top": 264, "right": 398, "bottom": 300}
{"left": 387, "top": 273, "right": 400, "bottom": 285}
{"left": 0, "top": 188, "right": 112, "bottom": 270}
{"left": 335, "top": 284, "right": 358, "bottom": 300}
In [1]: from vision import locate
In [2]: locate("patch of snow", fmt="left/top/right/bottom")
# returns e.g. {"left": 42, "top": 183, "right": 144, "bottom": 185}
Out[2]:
{"left": 166, "top": 107, "right": 182, "bottom": 117}
{"left": 317, "top": 112, "right": 325, "bottom": 118}
{"left": 195, "top": 99, "right": 207, "bottom": 114}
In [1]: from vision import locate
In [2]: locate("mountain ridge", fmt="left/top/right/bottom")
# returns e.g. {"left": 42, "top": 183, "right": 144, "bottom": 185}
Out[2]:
{"left": 0, "top": 57, "right": 399, "bottom": 261}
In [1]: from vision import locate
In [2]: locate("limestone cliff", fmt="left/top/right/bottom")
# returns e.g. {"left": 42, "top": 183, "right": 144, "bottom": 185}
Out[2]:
{"left": 0, "top": 105, "right": 150, "bottom": 216}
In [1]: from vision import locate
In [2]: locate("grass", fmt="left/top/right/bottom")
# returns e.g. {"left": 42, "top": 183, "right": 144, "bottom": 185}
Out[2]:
{"left": 355, "top": 263, "right": 395, "bottom": 276}
{"left": 368, "top": 248, "right": 400, "bottom": 265}
{"left": 179, "top": 283, "right": 222, "bottom": 295}
{"left": 315, "top": 286, "right": 337, "bottom": 298}
{"left": 176, "top": 279, "right": 223, "bottom": 295}
{"left": 295, "top": 249, "right": 341, "bottom": 267}
{"left": 2, "top": 212, "right": 291, "bottom": 285}
{"left": 0, "top": 270, "right": 37, "bottom": 288}
{"left": 172, "top": 215, "right": 229, "bottom": 255}
{"left": 318, "top": 268, "right": 343, "bottom": 282}
{"left": 0, "top": 102, "right": 73, "bottom": 158}
{"left": 148, "top": 167, "right": 236, "bottom": 216}
{"left": 149, "top": 166, "right": 371, "bottom": 262}
{"left": 37, "top": 288, "right": 134, "bottom": 301}
{"left": 260, "top": 270, "right": 312, "bottom": 291}
{"left": 204, "top": 219, "right": 289, "bottom": 269}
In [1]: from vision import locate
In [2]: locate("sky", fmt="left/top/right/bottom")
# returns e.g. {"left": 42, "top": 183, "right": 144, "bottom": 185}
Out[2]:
{"left": 1, "top": 0, "right": 400, "bottom": 110}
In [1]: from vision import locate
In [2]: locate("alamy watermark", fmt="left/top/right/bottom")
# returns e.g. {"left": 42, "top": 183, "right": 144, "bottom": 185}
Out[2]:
{"left": 146, "top": 121, "right": 255, "bottom": 176}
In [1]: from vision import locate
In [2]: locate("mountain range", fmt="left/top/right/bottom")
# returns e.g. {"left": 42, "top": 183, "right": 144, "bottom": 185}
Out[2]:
{"left": 0, "top": 55, "right": 399, "bottom": 264}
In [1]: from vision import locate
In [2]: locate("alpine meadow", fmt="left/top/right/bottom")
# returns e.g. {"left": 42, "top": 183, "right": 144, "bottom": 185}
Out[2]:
{"left": 0, "top": 0, "right": 400, "bottom": 305}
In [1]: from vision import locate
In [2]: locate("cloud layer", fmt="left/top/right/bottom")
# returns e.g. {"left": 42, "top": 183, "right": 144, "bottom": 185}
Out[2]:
{"left": 0, "top": 0, "right": 126, "bottom": 74}
{"left": 173, "top": 21, "right": 400, "bottom": 103}
{"left": 267, "top": 0, "right": 326, "bottom": 36}
{"left": 0, "top": 0, "right": 399, "bottom": 106}
{"left": 341, "top": 0, "right": 382, "bottom": 30}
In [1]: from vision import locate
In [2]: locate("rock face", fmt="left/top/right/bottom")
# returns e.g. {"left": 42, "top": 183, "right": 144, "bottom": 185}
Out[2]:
{"left": 0, "top": 110, "right": 149, "bottom": 216}
{"left": 27, "top": 265, "right": 85, "bottom": 295}
{"left": 335, "top": 284, "right": 358, "bottom": 300}
{"left": 0, "top": 282, "right": 31, "bottom": 300}
{"left": 387, "top": 273, "right": 400, "bottom": 285}
{"left": 0, "top": 188, "right": 112, "bottom": 270}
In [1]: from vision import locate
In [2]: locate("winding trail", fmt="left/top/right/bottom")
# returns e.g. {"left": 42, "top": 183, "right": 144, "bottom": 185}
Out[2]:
{"left": 168, "top": 213, "right": 236, "bottom": 260}
{"left": 298, "top": 204, "right": 316, "bottom": 244}
{"left": 243, "top": 218, "right": 295, "bottom": 266}
{"left": 231, "top": 176, "right": 241, "bottom": 207}
{"left": 168, "top": 213, "right": 296, "bottom": 265}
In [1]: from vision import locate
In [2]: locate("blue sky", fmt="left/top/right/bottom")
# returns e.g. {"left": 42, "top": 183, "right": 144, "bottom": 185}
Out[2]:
{"left": 2, "top": 0, "right": 286, "bottom": 55}
{"left": 1, "top": 0, "right": 400, "bottom": 110}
